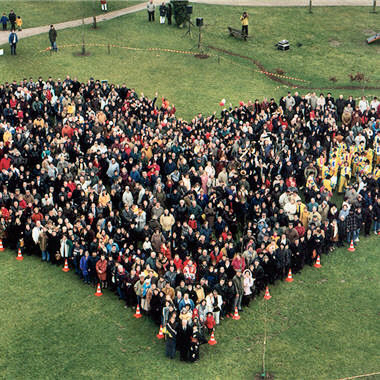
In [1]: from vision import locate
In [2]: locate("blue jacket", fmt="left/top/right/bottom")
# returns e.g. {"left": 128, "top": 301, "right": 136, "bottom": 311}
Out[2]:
{"left": 80, "top": 255, "right": 89, "bottom": 275}
{"left": 9, "top": 32, "right": 18, "bottom": 44}
{"left": 1, "top": 16, "right": 8, "bottom": 24}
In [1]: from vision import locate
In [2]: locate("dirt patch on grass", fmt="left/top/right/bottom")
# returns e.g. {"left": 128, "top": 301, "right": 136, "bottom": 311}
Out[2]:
{"left": 363, "top": 29, "right": 376, "bottom": 36}
{"left": 329, "top": 39, "right": 341, "bottom": 48}
{"left": 194, "top": 53, "right": 209, "bottom": 59}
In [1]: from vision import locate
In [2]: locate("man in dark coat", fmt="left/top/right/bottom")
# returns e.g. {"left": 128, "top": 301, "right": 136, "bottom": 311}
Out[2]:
{"left": 49, "top": 25, "right": 58, "bottom": 52}
{"left": 8, "top": 10, "right": 16, "bottom": 30}
{"left": 176, "top": 319, "right": 191, "bottom": 361}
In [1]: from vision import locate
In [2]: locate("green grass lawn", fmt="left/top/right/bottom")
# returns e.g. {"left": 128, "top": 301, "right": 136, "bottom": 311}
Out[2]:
{"left": 0, "top": 8, "right": 379, "bottom": 376}
{"left": 0, "top": 237, "right": 379, "bottom": 379}
{"left": 0, "top": 5, "right": 378, "bottom": 120}
{"left": 0, "top": 0, "right": 142, "bottom": 28}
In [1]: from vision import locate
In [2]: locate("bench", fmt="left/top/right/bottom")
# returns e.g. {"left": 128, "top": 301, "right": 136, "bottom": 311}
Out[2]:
{"left": 228, "top": 27, "right": 248, "bottom": 41}
{"left": 367, "top": 33, "right": 380, "bottom": 44}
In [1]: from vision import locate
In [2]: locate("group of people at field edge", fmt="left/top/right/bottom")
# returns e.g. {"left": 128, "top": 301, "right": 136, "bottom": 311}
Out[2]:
{"left": 0, "top": 76, "right": 379, "bottom": 361}
{"left": 147, "top": 0, "right": 173, "bottom": 25}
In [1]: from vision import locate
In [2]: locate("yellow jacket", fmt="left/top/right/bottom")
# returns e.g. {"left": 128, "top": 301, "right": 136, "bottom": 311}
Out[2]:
{"left": 240, "top": 15, "right": 249, "bottom": 26}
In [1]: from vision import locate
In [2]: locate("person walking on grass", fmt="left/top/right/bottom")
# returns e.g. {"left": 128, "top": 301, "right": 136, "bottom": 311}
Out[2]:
{"left": 8, "top": 29, "right": 18, "bottom": 55}
{"left": 1, "top": 13, "right": 8, "bottom": 31}
{"left": 49, "top": 25, "right": 57, "bottom": 52}
{"left": 147, "top": 0, "right": 155, "bottom": 22}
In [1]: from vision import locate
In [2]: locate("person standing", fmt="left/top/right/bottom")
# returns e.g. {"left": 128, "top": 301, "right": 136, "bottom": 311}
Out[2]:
{"left": 16, "top": 16, "right": 22, "bottom": 31}
{"left": 49, "top": 25, "right": 57, "bottom": 52}
{"left": 166, "top": 3, "right": 172, "bottom": 25}
{"left": 96, "top": 253, "right": 108, "bottom": 288}
{"left": 9, "top": 29, "right": 18, "bottom": 55}
{"left": 232, "top": 269, "right": 244, "bottom": 311}
{"left": 1, "top": 12, "right": 8, "bottom": 31}
{"left": 8, "top": 10, "right": 16, "bottom": 30}
{"left": 165, "top": 313, "right": 177, "bottom": 359}
{"left": 176, "top": 319, "right": 191, "bottom": 361}
{"left": 159, "top": 2, "right": 167, "bottom": 24}
{"left": 100, "top": 0, "right": 108, "bottom": 12}
{"left": 147, "top": 0, "right": 155, "bottom": 22}
{"left": 240, "top": 11, "right": 249, "bottom": 40}
{"left": 80, "top": 251, "right": 90, "bottom": 284}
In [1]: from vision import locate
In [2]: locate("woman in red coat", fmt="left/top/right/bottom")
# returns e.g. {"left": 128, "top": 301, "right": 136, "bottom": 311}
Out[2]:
{"left": 96, "top": 254, "right": 108, "bottom": 288}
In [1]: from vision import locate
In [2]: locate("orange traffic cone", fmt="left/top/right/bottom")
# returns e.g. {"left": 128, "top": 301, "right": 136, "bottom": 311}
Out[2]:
{"left": 285, "top": 269, "right": 294, "bottom": 282}
{"left": 94, "top": 283, "right": 103, "bottom": 297}
{"left": 208, "top": 330, "right": 217, "bottom": 346}
{"left": 134, "top": 305, "right": 142, "bottom": 319}
{"left": 0, "top": 239, "right": 4, "bottom": 251}
{"left": 314, "top": 255, "right": 322, "bottom": 268}
{"left": 264, "top": 286, "right": 272, "bottom": 300}
{"left": 348, "top": 240, "right": 355, "bottom": 252}
{"left": 232, "top": 307, "right": 241, "bottom": 320}
{"left": 156, "top": 325, "right": 164, "bottom": 339}
{"left": 62, "top": 259, "right": 70, "bottom": 272}
{"left": 16, "top": 247, "right": 24, "bottom": 261}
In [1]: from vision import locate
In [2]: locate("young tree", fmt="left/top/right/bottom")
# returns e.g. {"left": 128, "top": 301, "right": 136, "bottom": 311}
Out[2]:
{"left": 171, "top": 0, "right": 189, "bottom": 27}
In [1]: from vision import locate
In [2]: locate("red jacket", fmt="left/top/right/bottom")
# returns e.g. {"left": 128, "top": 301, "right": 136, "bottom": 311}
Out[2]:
{"left": 210, "top": 250, "right": 223, "bottom": 264}
{"left": 0, "top": 157, "right": 11, "bottom": 171}
{"left": 173, "top": 257, "right": 183, "bottom": 271}
{"left": 232, "top": 256, "right": 246, "bottom": 272}
{"left": 206, "top": 314, "right": 216, "bottom": 330}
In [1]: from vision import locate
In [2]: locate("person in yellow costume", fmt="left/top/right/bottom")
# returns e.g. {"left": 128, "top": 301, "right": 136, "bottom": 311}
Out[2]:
{"left": 322, "top": 174, "right": 333, "bottom": 195}
{"left": 373, "top": 165, "right": 380, "bottom": 180}
{"left": 357, "top": 141, "right": 365, "bottom": 153}
{"left": 338, "top": 161, "right": 351, "bottom": 194}
{"left": 316, "top": 154, "right": 325, "bottom": 169}
{"left": 320, "top": 164, "right": 330, "bottom": 180}
{"left": 352, "top": 152, "right": 360, "bottom": 177}
{"left": 366, "top": 148, "right": 373, "bottom": 166}
{"left": 329, "top": 154, "right": 339, "bottom": 189}
{"left": 296, "top": 199, "right": 309, "bottom": 229}
{"left": 360, "top": 159, "right": 372, "bottom": 177}
{"left": 306, "top": 174, "right": 318, "bottom": 192}
{"left": 341, "top": 150, "right": 352, "bottom": 166}
{"left": 357, "top": 153, "right": 366, "bottom": 174}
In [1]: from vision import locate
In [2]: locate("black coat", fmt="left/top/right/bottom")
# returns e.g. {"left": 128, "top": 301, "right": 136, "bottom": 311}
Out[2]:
{"left": 176, "top": 324, "right": 191, "bottom": 350}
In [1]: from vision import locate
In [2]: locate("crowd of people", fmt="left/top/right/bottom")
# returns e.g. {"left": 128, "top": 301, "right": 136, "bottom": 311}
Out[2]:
{"left": 0, "top": 76, "right": 379, "bottom": 362}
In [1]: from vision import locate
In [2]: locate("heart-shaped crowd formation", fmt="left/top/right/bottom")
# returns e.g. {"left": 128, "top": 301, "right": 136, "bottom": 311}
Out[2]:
{"left": 0, "top": 77, "right": 379, "bottom": 362}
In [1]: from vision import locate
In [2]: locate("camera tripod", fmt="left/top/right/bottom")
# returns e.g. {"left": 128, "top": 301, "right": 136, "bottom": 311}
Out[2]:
{"left": 184, "top": 19, "right": 194, "bottom": 38}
